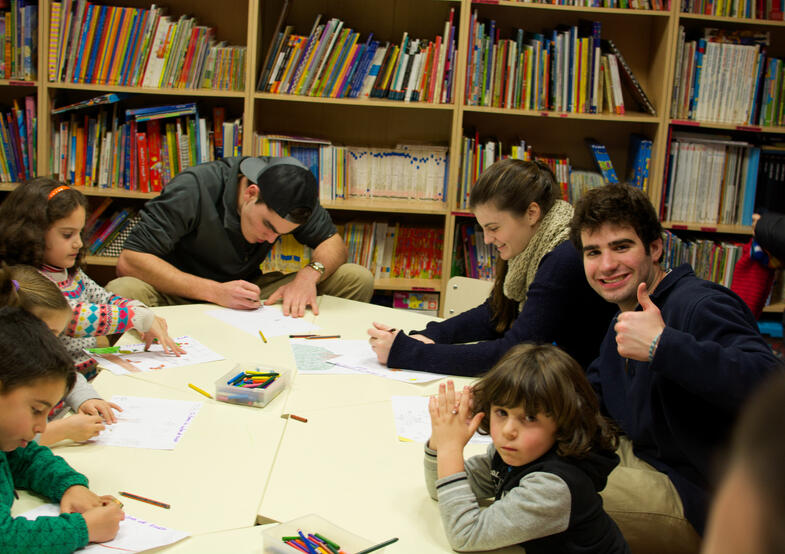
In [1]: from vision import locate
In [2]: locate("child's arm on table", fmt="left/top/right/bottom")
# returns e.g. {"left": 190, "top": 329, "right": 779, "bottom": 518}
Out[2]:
{"left": 65, "top": 372, "right": 122, "bottom": 424}
{"left": 38, "top": 414, "right": 105, "bottom": 446}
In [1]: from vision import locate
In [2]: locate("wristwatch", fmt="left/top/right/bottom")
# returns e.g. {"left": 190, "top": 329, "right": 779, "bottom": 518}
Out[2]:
{"left": 308, "top": 261, "right": 325, "bottom": 275}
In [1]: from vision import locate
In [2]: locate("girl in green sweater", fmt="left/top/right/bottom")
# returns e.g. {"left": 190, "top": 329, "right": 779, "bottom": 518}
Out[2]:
{"left": 0, "top": 306, "right": 123, "bottom": 553}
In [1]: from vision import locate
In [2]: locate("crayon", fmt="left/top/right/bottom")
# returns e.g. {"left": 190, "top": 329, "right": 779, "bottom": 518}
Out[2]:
{"left": 118, "top": 491, "right": 170, "bottom": 509}
{"left": 188, "top": 383, "right": 213, "bottom": 399}
{"left": 258, "top": 330, "right": 268, "bottom": 343}
{"left": 355, "top": 537, "right": 399, "bottom": 554}
{"left": 304, "top": 335, "right": 341, "bottom": 340}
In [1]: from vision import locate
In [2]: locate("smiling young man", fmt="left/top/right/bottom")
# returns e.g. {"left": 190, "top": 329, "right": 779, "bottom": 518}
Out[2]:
{"left": 569, "top": 184, "right": 780, "bottom": 554}
{"left": 107, "top": 156, "right": 373, "bottom": 316}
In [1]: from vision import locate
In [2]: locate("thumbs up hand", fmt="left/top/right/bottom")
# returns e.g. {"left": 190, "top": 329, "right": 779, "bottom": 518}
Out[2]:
{"left": 614, "top": 282, "right": 666, "bottom": 362}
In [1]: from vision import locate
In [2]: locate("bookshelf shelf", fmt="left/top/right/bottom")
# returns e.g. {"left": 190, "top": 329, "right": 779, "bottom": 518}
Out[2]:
{"left": 84, "top": 256, "right": 119, "bottom": 267}
{"left": 253, "top": 92, "right": 455, "bottom": 111}
{"left": 677, "top": 13, "right": 785, "bottom": 27}
{"left": 47, "top": 83, "right": 247, "bottom": 99}
{"left": 374, "top": 278, "right": 441, "bottom": 292}
{"left": 0, "top": 80, "right": 37, "bottom": 87}
{"left": 0, "top": 183, "right": 158, "bottom": 200}
{"left": 493, "top": 1, "right": 671, "bottom": 16}
{"left": 763, "top": 302, "right": 785, "bottom": 313}
{"left": 463, "top": 105, "right": 661, "bottom": 123}
{"left": 324, "top": 198, "right": 448, "bottom": 215}
{"left": 663, "top": 222, "right": 753, "bottom": 235}
{"left": 670, "top": 120, "right": 785, "bottom": 135}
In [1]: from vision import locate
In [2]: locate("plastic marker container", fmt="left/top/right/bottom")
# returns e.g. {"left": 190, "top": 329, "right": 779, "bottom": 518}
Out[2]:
{"left": 215, "top": 363, "right": 290, "bottom": 408}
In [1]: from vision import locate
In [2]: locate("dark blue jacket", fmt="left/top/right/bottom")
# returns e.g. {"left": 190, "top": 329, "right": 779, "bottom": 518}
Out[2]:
{"left": 388, "top": 241, "right": 617, "bottom": 376}
{"left": 587, "top": 264, "right": 780, "bottom": 533}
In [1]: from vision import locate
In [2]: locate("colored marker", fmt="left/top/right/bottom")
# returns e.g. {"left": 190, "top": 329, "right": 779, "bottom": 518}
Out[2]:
{"left": 119, "top": 491, "right": 170, "bottom": 509}
{"left": 355, "top": 537, "right": 399, "bottom": 554}
{"left": 289, "top": 334, "right": 317, "bottom": 338}
{"left": 258, "top": 330, "right": 268, "bottom": 343}
{"left": 304, "top": 335, "right": 341, "bottom": 340}
{"left": 188, "top": 383, "right": 213, "bottom": 399}
{"left": 281, "top": 413, "right": 308, "bottom": 423}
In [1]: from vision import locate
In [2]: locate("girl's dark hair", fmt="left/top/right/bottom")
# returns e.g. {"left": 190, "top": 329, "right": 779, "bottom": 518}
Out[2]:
{"left": 569, "top": 183, "right": 663, "bottom": 262}
{"left": 729, "top": 368, "right": 785, "bottom": 554}
{"left": 472, "top": 343, "right": 618, "bottom": 458}
{"left": 0, "top": 264, "right": 70, "bottom": 313}
{"left": 0, "top": 306, "right": 75, "bottom": 394}
{"left": 0, "top": 178, "right": 88, "bottom": 270}
{"left": 468, "top": 159, "right": 560, "bottom": 332}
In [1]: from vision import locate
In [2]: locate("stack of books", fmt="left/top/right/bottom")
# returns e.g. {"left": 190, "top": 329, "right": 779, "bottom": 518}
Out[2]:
{"left": 680, "top": 0, "right": 782, "bottom": 19}
{"left": 258, "top": 8, "right": 457, "bottom": 104}
{"left": 662, "top": 230, "right": 744, "bottom": 288}
{"left": 0, "top": 96, "right": 35, "bottom": 182}
{"left": 48, "top": 1, "right": 246, "bottom": 90}
{"left": 0, "top": 0, "right": 37, "bottom": 80}
{"left": 505, "top": 0, "right": 668, "bottom": 8}
{"left": 453, "top": 222, "right": 498, "bottom": 281}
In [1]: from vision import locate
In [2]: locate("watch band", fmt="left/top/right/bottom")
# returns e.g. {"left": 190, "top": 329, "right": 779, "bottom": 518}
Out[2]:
{"left": 308, "top": 261, "right": 325, "bottom": 275}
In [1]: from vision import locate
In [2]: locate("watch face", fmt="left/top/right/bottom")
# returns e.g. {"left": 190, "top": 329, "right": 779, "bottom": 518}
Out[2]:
{"left": 310, "top": 261, "right": 325, "bottom": 273}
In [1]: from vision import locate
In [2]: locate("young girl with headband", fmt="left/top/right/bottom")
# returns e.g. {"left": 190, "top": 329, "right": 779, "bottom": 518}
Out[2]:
{"left": 0, "top": 179, "right": 183, "bottom": 422}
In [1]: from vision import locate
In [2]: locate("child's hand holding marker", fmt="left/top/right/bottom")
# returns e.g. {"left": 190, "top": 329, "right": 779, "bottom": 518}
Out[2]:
{"left": 142, "top": 316, "right": 185, "bottom": 356}
{"left": 367, "top": 322, "right": 401, "bottom": 364}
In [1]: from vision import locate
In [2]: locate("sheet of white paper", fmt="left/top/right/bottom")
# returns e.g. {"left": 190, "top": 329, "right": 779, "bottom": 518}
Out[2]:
{"left": 20, "top": 504, "right": 188, "bottom": 552}
{"left": 391, "top": 396, "right": 492, "bottom": 444}
{"left": 85, "top": 336, "right": 224, "bottom": 376}
{"left": 91, "top": 396, "right": 202, "bottom": 450}
{"left": 328, "top": 342, "right": 444, "bottom": 384}
{"left": 206, "top": 306, "right": 319, "bottom": 338}
{"left": 289, "top": 338, "right": 365, "bottom": 375}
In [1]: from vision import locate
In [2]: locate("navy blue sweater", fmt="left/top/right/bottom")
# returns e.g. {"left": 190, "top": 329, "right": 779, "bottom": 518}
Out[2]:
{"left": 388, "top": 241, "right": 617, "bottom": 376}
{"left": 587, "top": 264, "right": 780, "bottom": 533}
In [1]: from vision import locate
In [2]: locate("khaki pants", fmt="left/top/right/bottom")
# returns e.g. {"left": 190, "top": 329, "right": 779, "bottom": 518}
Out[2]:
{"left": 105, "top": 263, "right": 374, "bottom": 307}
{"left": 601, "top": 437, "right": 702, "bottom": 554}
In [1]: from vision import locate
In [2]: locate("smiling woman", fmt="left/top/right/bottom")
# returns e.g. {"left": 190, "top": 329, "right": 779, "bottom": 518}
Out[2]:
{"left": 368, "top": 158, "right": 618, "bottom": 377}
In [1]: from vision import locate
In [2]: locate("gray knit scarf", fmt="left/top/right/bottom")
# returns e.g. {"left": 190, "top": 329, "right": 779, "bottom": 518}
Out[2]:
{"left": 503, "top": 199, "right": 574, "bottom": 308}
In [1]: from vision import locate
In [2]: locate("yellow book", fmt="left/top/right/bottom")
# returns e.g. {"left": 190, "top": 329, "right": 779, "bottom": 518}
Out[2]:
{"left": 329, "top": 35, "right": 359, "bottom": 98}
{"left": 292, "top": 30, "right": 322, "bottom": 95}
{"left": 158, "top": 16, "right": 183, "bottom": 88}
{"left": 524, "top": 46, "right": 533, "bottom": 110}
{"left": 110, "top": 8, "right": 137, "bottom": 85}
{"left": 378, "top": 45, "right": 400, "bottom": 96}
{"left": 95, "top": 6, "right": 118, "bottom": 84}
{"left": 313, "top": 28, "right": 350, "bottom": 97}
{"left": 48, "top": 2, "right": 62, "bottom": 82}
{"left": 579, "top": 38, "right": 589, "bottom": 113}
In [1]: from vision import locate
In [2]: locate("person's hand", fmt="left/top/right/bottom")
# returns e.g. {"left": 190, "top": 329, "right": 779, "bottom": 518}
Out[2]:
{"left": 752, "top": 213, "right": 760, "bottom": 233}
{"left": 410, "top": 334, "right": 435, "bottom": 344}
{"left": 264, "top": 272, "right": 319, "bottom": 318}
{"left": 60, "top": 485, "right": 103, "bottom": 514}
{"left": 142, "top": 316, "right": 185, "bottom": 356}
{"left": 79, "top": 398, "right": 122, "bottom": 424}
{"left": 428, "top": 380, "right": 484, "bottom": 452}
{"left": 213, "top": 280, "right": 261, "bottom": 310}
{"left": 83, "top": 502, "right": 124, "bottom": 543}
{"left": 367, "top": 322, "right": 400, "bottom": 365}
{"left": 614, "top": 282, "right": 666, "bottom": 362}
{"left": 58, "top": 413, "right": 106, "bottom": 442}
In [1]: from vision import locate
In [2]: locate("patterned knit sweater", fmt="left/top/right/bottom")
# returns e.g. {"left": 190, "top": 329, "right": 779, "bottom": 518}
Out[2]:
{"left": 0, "top": 442, "right": 90, "bottom": 553}
{"left": 39, "top": 265, "right": 154, "bottom": 412}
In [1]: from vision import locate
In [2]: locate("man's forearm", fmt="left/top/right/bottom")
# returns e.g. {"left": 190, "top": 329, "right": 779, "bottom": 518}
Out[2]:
{"left": 117, "top": 250, "right": 222, "bottom": 303}
{"left": 308, "top": 233, "right": 348, "bottom": 281}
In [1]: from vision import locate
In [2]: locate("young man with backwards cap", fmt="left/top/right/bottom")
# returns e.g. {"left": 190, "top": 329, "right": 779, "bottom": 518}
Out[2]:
{"left": 107, "top": 156, "right": 374, "bottom": 316}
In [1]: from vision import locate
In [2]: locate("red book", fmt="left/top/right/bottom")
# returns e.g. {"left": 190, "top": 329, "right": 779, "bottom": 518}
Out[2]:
{"left": 129, "top": 119, "right": 137, "bottom": 190}
{"left": 177, "top": 26, "right": 201, "bottom": 88}
{"left": 212, "top": 106, "right": 225, "bottom": 158}
{"left": 147, "top": 119, "right": 162, "bottom": 191}
{"left": 136, "top": 131, "right": 150, "bottom": 193}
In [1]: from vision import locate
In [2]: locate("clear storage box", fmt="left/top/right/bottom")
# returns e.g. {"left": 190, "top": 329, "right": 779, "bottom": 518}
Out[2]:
{"left": 263, "top": 513, "right": 384, "bottom": 554}
{"left": 214, "top": 363, "right": 290, "bottom": 408}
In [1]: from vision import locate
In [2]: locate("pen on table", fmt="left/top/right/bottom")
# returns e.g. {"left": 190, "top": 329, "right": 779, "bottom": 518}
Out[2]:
{"left": 289, "top": 334, "right": 317, "bottom": 338}
{"left": 258, "top": 330, "right": 268, "bottom": 343}
{"left": 304, "top": 335, "right": 341, "bottom": 340}
{"left": 119, "top": 491, "right": 170, "bottom": 509}
{"left": 355, "top": 537, "right": 399, "bottom": 554}
{"left": 281, "top": 413, "right": 308, "bottom": 423}
{"left": 188, "top": 383, "right": 213, "bottom": 399}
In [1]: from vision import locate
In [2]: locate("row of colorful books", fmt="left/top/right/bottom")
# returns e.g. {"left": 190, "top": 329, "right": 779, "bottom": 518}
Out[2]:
{"left": 258, "top": 8, "right": 457, "bottom": 104}
{"left": 670, "top": 27, "right": 776, "bottom": 125}
{"left": 451, "top": 222, "right": 498, "bottom": 282}
{"left": 680, "top": 0, "right": 783, "bottom": 19}
{"left": 50, "top": 98, "right": 242, "bottom": 190}
{"left": 501, "top": 0, "right": 668, "bottom": 9}
{"left": 465, "top": 15, "right": 656, "bottom": 116}
{"left": 0, "top": 95, "right": 35, "bottom": 183}
{"left": 83, "top": 198, "right": 141, "bottom": 256}
{"left": 253, "top": 133, "right": 449, "bottom": 203}
{"left": 661, "top": 230, "right": 744, "bottom": 289}
{"left": 661, "top": 132, "right": 760, "bottom": 225}
{"left": 0, "top": 0, "right": 36, "bottom": 80}
{"left": 261, "top": 221, "right": 443, "bottom": 281}
{"left": 47, "top": 1, "right": 246, "bottom": 90}
{"left": 457, "top": 134, "right": 571, "bottom": 209}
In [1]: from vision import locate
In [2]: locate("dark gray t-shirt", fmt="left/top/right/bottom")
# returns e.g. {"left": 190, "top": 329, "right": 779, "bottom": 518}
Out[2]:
{"left": 122, "top": 157, "right": 336, "bottom": 283}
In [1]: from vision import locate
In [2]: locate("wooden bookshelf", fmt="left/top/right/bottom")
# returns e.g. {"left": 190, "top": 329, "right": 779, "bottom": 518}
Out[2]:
{"left": 0, "top": 0, "right": 783, "bottom": 316}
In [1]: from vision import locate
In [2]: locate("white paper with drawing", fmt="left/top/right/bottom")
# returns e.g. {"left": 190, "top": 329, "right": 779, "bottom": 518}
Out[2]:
{"left": 85, "top": 336, "right": 224, "bottom": 375}
{"left": 19, "top": 504, "right": 188, "bottom": 552}
{"left": 290, "top": 338, "right": 365, "bottom": 375}
{"left": 206, "top": 305, "right": 319, "bottom": 337}
{"left": 92, "top": 396, "right": 201, "bottom": 450}
{"left": 391, "top": 395, "right": 492, "bottom": 444}
{"left": 328, "top": 342, "right": 444, "bottom": 383}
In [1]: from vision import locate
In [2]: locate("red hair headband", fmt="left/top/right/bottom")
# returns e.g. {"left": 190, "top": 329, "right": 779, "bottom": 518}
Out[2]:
{"left": 48, "top": 185, "right": 71, "bottom": 200}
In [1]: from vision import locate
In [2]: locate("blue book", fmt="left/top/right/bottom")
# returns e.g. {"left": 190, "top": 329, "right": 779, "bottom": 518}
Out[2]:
{"left": 117, "top": 9, "right": 141, "bottom": 87}
{"left": 84, "top": 5, "right": 107, "bottom": 84}
{"left": 688, "top": 38, "right": 706, "bottom": 120}
{"left": 323, "top": 31, "right": 358, "bottom": 98}
{"left": 586, "top": 138, "right": 619, "bottom": 184}
{"left": 568, "top": 26, "right": 578, "bottom": 112}
{"left": 741, "top": 147, "right": 761, "bottom": 226}
{"left": 349, "top": 40, "right": 378, "bottom": 98}
{"left": 126, "top": 103, "right": 198, "bottom": 121}
{"left": 72, "top": 3, "right": 95, "bottom": 83}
